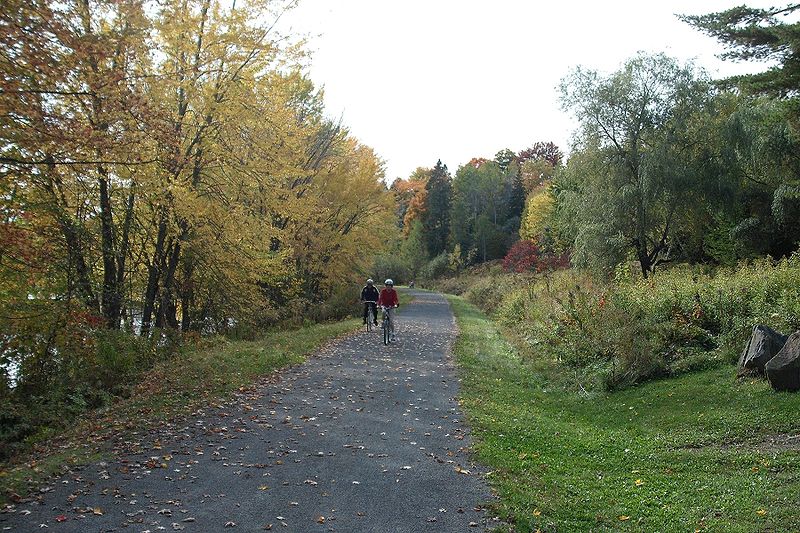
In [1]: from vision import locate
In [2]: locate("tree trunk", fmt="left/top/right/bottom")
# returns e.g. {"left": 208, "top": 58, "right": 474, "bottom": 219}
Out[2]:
{"left": 98, "top": 170, "right": 122, "bottom": 328}
{"left": 116, "top": 188, "right": 135, "bottom": 309}
{"left": 140, "top": 210, "right": 169, "bottom": 336}
{"left": 61, "top": 217, "right": 99, "bottom": 310}
{"left": 44, "top": 162, "right": 98, "bottom": 311}
{"left": 180, "top": 258, "right": 195, "bottom": 332}
{"left": 636, "top": 244, "right": 652, "bottom": 279}
{"left": 159, "top": 237, "right": 183, "bottom": 329}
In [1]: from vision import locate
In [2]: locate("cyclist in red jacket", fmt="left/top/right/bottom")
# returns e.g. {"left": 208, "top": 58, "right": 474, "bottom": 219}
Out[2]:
{"left": 378, "top": 279, "right": 399, "bottom": 341}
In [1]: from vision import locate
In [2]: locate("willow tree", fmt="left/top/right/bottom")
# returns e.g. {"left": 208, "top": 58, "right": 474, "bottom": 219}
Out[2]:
{"left": 682, "top": 4, "right": 800, "bottom": 259}
{"left": 559, "top": 53, "right": 713, "bottom": 277}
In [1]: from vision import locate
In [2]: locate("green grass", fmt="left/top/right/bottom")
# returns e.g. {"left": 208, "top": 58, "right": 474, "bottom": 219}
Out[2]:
{"left": 448, "top": 295, "right": 800, "bottom": 532}
{"left": 0, "top": 318, "right": 361, "bottom": 501}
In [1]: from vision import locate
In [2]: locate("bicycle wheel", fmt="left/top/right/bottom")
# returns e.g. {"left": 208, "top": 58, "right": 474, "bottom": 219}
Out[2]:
{"left": 383, "top": 316, "right": 389, "bottom": 345}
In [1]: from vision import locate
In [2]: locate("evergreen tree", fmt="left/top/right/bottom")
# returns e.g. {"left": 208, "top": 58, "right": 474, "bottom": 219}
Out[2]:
{"left": 505, "top": 166, "right": 526, "bottom": 227}
{"left": 681, "top": 5, "right": 800, "bottom": 109}
{"left": 494, "top": 148, "right": 517, "bottom": 173}
{"left": 423, "top": 160, "right": 451, "bottom": 257}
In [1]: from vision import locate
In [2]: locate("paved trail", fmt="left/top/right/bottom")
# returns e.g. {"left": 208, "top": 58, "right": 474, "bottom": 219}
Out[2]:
{"left": 1, "top": 291, "right": 493, "bottom": 532}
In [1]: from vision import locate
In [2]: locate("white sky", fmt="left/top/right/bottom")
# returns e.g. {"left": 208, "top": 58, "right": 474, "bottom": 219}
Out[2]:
{"left": 279, "top": 1, "right": 790, "bottom": 181}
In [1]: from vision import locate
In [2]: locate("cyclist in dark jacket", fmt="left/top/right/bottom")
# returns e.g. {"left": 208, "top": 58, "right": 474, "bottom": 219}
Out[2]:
{"left": 360, "top": 279, "right": 379, "bottom": 326}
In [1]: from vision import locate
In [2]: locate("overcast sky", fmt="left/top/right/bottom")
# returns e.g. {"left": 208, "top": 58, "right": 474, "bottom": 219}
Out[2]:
{"left": 279, "top": 1, "right": 791, "bottom": 181}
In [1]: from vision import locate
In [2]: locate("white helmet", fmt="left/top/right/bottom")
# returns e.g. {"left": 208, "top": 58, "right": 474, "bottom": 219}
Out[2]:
{"left": 384, "top": 279, "right": 393, "bottom": 286}
{"left": 366, "top": 279, "right": 374, "bottom": 284}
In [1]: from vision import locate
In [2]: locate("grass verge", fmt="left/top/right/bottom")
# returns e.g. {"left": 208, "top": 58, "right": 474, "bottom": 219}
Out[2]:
{"left": 448, "top": 295, "right": 800, "bottom": 532}
{"left": 0, "top": 318, "right": 360, "bottom": 502}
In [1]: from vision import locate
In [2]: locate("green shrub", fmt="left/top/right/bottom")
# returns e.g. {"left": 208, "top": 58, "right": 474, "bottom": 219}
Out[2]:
{"left": 0, "top": 325, "right": 179, "bottom": 461}
{"left": 93, "top": 330, "right": 163, "bottom": 394}
{"left": 452, "top": 253, "right": 800, "bottom": 391}
{"left": 419, "top": 253, "right": 453, "bottom": 281}
{"left": 372, "top": 254, "right": 412, "bottom": 285}
{"left": 432, "top": 276, "right": 472, "bottom": 295}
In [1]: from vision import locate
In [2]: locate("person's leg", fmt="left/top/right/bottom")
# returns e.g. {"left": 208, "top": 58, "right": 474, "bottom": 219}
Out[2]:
{"left": 362, "top": 303, "right": 368, "bottom": 324}
{"left": 371, "top": 303, "right": 378, "bottom": 325}
{"left": 387, "top": 308, "right": 395, "bottom": 336}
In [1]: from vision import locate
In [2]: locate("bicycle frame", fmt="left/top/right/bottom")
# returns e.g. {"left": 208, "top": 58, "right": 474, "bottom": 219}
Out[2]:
{"left": 363, "top": 301, "right": 377, "bottom": 332}
{"left": 381, "top": 306, "right": 391, "bottom": 345}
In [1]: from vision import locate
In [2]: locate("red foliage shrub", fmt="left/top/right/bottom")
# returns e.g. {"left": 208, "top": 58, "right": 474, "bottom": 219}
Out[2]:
{"left": 502, "top": 240, "right": 570, "bottom": 273}
{"left": 503, "top": 240, "right": 540, "bottom": 272}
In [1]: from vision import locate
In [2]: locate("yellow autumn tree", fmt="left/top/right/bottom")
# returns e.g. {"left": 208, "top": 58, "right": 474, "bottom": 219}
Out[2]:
{"left": 520, "top": 187, "right": 555, "bottom": 241}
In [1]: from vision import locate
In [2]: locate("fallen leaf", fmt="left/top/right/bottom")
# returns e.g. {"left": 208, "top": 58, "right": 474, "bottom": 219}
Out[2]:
{"left": 55, "top": 515, "right": 67, "bottom": 523}
{"left": 634, "top": 479, "right": 644, "bottom": 487}
{"left": 618, "top": 515, "right": 631, "bottom": 521}
{"left": 533, "top": 509, "right": 541, "bottom": 517}
{"left": 316, "top": 516, "right": 325, "bottom": 524}
{"left": 757, "top": 509, "right": 767, "bottom": 516}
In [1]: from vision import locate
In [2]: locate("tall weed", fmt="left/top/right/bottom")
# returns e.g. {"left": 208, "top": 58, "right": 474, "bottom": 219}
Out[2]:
{"left": 450, "top": 254, "right": 800, "bottom": 391}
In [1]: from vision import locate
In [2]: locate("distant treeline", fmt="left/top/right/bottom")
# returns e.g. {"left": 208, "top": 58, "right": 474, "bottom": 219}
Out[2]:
{"left": 382, "top": 5, "right": 799, "bottom": 282}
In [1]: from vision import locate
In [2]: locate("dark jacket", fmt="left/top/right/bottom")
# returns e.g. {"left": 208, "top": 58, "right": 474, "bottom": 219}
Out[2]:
{"left": 361, "top": 285, "right": 379, "bottom": 303}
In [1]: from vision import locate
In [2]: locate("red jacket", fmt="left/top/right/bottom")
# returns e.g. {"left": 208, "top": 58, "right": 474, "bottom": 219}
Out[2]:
{"left": 378, "top": 287, "right": 398, "bottom": 308}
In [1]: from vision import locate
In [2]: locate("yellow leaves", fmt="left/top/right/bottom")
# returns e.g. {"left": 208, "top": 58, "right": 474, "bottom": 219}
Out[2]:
{"left": 520, "top": 188, "right": 555, "bottom": 241}
{"left": 634, "top": 479, "right": 644, "bottom": 487}
{"left": 533, "top": 509, "right": 541, "bottom": 517}
{"left": 618, "top": 515, "right": 631, "bottom": 521}
{"left": 757, "top": 509, "right": 767, "bottom": 516}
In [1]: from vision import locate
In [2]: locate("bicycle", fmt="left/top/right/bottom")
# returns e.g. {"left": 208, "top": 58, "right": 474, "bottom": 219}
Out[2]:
{"left": 381, "top": 305, "right": 397, "bottom": 345}
{"left": 363, "top": 301, "right": 377, "bottom": 332}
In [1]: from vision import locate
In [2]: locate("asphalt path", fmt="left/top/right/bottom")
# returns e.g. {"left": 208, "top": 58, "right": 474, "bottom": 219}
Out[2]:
{"left": 1, "top": 290, "right": 493, "bottom": 532}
